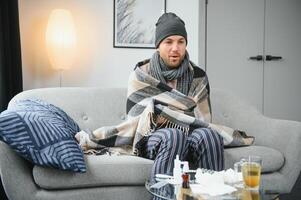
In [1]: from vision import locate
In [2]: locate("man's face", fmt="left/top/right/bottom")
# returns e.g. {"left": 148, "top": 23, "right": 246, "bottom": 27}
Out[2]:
{"left": 158, "top": 35, "right": 187, "bottom": 69}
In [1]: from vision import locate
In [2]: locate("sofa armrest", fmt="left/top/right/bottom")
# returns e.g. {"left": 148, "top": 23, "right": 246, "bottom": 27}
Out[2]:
{"left": 235, "top": 114, "right": 301, "bottom": 191}
{"left": 211, "top": 89, "right": 301, "bottom": 192}
{"left": 0, "top": 141, "right": 38, "bottom": 200}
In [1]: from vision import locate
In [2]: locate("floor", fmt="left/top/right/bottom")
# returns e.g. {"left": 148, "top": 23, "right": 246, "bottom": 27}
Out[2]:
{"left": 0, "top": 179, "right": 8, "bottom": 200}
{"left": 279, "top": 172, "right": 301, "bottom": 200}
{"left": 1, "top": 174, "right": 301, "bottom": 200}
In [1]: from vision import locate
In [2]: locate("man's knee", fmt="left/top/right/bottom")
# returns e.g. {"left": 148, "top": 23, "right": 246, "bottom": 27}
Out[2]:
{"left": 192, "top": 128, "right": 213, "bottom": 137}
{"left": 156, "top": 128, "right": 184, "bottom": 140}
{"left": 191, "top": 128, "right": 223, "bottom": 145}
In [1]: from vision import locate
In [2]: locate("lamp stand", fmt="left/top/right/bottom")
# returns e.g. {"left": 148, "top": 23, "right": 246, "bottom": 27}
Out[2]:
{"left": 59, "top": 70, "right": 63, "bottom": 87}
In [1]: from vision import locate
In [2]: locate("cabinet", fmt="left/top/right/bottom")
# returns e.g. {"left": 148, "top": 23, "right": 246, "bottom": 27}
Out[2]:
{"left": 206, "top": 0, "right": 301, "bottom": 121}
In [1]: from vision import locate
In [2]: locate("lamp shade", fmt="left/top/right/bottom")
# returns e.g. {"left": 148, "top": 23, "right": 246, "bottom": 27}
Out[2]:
{"left": 46, "top": 9, "right": 76, "bottom": 70}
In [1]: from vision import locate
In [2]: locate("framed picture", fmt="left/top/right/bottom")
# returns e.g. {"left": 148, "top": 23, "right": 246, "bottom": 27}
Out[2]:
{"left": 114, "top": 0, "right": 166, "bottom": 49}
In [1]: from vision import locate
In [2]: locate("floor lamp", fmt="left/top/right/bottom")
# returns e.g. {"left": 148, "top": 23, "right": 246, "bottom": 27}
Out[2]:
{"left": 46, "top": 9, "right": 76, "bottom": 87}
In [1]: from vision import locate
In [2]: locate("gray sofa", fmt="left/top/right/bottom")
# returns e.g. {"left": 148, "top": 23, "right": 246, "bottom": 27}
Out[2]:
{"left": 0, "top": 87, "right": 300, "bottom": 200}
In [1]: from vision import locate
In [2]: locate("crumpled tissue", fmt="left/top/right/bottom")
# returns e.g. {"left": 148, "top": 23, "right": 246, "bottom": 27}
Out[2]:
{"left": 223, "top": 168, "right": 243, "bottom": 185}
{"left": 191, "top": 168, "right": 242, "bottom": 196}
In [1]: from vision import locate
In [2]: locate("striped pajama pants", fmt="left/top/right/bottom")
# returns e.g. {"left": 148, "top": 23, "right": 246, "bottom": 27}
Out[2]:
{"left": 142, "top": 128, "right": 224, "bottom": 180}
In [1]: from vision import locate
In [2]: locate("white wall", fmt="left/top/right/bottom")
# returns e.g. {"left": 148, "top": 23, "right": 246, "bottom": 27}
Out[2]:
{"left": 18, "top": 0, "right": 201, "bottom": 90}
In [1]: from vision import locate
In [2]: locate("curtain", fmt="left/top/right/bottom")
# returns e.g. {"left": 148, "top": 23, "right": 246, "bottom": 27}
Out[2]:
{"left": 0, "top": 1, "right": 21, "bottom": 198}
{"left": 0, "top": 0, "right": 23, "bottom": 112}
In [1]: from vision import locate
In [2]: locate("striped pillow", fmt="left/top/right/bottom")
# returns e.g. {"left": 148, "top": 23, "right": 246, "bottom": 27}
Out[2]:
{"left": 0, "top": 99, "right": 86, "bottom": 173}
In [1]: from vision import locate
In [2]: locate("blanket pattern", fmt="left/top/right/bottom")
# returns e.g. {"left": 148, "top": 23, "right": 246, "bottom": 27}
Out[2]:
{"left": 75, "top": 61, "right": 254, "bottom": 155}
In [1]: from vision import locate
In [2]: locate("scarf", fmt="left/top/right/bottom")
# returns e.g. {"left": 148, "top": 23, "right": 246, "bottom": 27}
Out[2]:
{"left": 149, "top": 51, "right": 193, "bottom": 95}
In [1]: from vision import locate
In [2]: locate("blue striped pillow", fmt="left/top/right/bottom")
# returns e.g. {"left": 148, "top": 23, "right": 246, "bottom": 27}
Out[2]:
{"left": 0, "top": 99, "right": 86, "bottom": 173}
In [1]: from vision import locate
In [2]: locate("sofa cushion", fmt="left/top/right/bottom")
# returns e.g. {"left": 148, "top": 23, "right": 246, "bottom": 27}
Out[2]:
{"left": 0, "top": 99, "right": 86, "bottom": 173}
{"left": 33, "top": 155, "right": 154, "bottom": 189}
{"left": 224, "top": 145, "right": 284, "bottom": 173}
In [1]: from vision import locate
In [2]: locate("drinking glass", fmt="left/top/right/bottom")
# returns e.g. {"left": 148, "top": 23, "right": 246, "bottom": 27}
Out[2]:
{"left": 234, "top": 156, "right": 262, "bottom": 190}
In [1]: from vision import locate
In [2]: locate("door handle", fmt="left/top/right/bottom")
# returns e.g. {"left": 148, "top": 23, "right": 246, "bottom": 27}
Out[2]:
{"left": 249, "top": 55, "right": 263, "bottom": 61}
{"left": 266, "top": 55, "right": 282, "bottom": 61}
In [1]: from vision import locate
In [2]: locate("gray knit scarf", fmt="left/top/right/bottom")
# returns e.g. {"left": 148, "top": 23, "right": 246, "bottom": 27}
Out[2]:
{"left": 149, "top": 51, "right": 193, "bottom": 95}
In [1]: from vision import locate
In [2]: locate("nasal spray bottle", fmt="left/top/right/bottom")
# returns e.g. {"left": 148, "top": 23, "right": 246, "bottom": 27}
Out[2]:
{"left": 173, "top": 155, "right": 182, "bottom": 183}
{"left": 173, "top": 155, "right": 190, "bottom": 188}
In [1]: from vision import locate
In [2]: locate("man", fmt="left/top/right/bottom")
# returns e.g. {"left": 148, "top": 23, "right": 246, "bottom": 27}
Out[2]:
{"left": 126, "top": 12, "right": 224, "bottom": 178}
{"left": 76, "top": 12, "right": 252, "bottom": 180}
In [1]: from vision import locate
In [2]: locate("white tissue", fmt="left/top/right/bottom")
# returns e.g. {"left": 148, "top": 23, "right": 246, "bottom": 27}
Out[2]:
{"left": 190, "top": 184, "right": 237, "bottom": 196}
{"left": 195, "top": 169, "right": 224, "bottom": 186}
{"left": 223, "top": 168, "right": 243, "bottom": 184}
{"left": 192, "top": 168, "right": 240, "bottom": 196}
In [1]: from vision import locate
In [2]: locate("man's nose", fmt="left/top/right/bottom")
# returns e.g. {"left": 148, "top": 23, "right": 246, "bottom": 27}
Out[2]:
{"left": 171, "top": 43, "right": 179, "bottom": 51}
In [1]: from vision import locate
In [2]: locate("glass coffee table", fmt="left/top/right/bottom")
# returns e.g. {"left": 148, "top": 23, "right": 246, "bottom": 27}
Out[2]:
{"left": 145, "top": 180, "right": 279, "bottom": 200}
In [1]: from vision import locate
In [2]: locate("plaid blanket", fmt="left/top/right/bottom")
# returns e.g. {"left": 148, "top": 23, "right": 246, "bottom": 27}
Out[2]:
{"left": 75, "top": 61, "right": 254, "bottom": 155}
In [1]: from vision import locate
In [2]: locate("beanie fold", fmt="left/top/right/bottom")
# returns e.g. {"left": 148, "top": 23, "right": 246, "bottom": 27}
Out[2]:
{"left": 155, "top": 13, "right": 187, "bottom": 48}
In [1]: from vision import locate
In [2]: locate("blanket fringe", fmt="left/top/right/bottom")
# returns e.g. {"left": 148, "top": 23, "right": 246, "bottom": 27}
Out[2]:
{"left": 164, "top": 117, "right": 189, "bottom": 136}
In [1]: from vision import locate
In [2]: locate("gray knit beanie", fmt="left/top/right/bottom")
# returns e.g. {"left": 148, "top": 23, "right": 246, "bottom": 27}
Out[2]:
{"left": 155, "top": 12, "right": 187, "bottom": 48}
